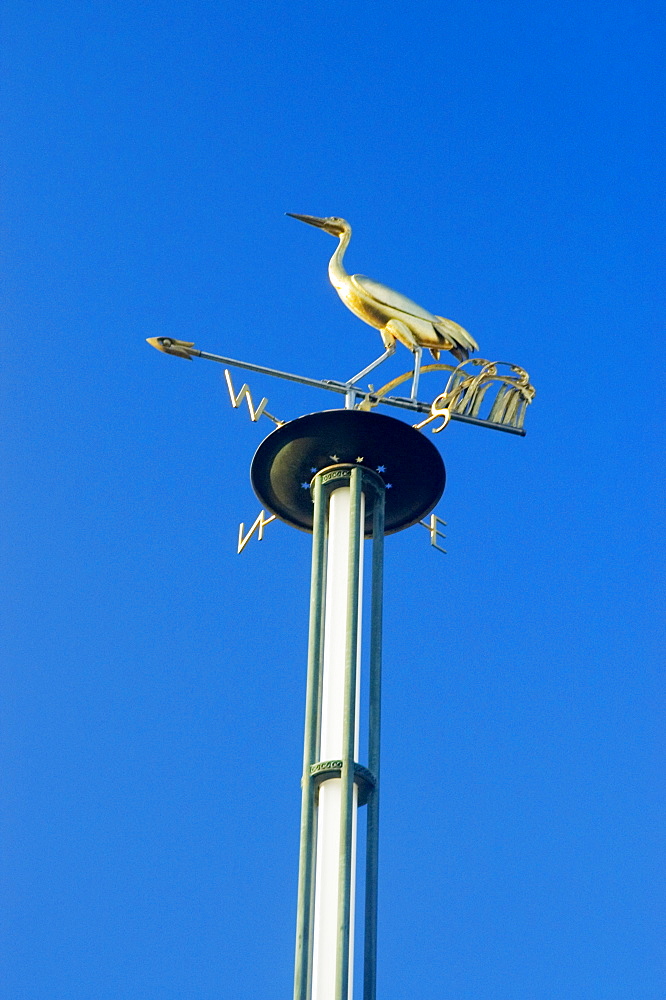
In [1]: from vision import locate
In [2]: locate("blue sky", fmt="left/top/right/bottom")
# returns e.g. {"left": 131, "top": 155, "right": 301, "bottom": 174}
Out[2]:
{"left": 2, "top": 2, "right": 663, "bottom": 998}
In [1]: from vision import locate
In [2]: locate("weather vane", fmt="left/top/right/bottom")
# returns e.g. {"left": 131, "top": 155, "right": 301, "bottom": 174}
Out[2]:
{"left": 147, "top": 214, "right": 535, "bottom": 1000}
{"left": 148, "top": 214, "right": 533, "bottom": 429}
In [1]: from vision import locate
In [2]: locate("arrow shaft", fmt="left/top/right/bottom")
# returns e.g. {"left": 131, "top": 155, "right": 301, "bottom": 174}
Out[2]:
{"left": 188, "top": 347, "right": 525, "bottom": 435}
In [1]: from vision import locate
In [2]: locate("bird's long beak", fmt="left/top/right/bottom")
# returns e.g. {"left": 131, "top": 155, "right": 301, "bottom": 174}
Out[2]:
{"left": 286, "top": 213, "right": 329, "bottom": 229}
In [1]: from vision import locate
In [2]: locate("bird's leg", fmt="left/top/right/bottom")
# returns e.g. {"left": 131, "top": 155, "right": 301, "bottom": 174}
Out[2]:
{"left": 410, "top": 346, "right": 423, "bottom": 400}
{"left": 346, "top": 343, "right": 396, "bottom": 388}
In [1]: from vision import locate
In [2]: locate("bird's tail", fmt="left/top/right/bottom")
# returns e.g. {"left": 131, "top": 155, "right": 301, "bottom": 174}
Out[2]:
{"left": 433, "top": 316, "right": 478, "bottom": 361}
{"left": 429, "top": 345, "right": 468, "bottom": 362}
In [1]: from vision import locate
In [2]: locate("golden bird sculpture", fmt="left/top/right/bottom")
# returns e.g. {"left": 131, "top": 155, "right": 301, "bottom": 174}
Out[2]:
{"left": 287, "top": 213, "right": 478, "bottom": 399}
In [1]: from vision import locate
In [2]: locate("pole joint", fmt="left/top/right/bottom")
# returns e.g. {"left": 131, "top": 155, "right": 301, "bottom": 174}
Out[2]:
{"left": 307, "top": 760, "right": 377, "bottom": 806}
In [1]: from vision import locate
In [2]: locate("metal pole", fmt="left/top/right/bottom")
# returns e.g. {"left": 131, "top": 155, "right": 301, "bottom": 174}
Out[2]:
{"left": 311, "top": 474, "right": 365, "bottom": 1000}
{"left": 294, "top": 465, "right": 386, "bottom": 1000}
{"left": 294, "top": 475, "right": 328, "bottom": 1000}
{"left": 335, "top": 468, "right": 363, "bottom": 1000}
{"left": 250, "top": 408, "right": 447, "bottom": 1000}
{"left": 363, "top": 487, "right": 385, "bottom": 1000}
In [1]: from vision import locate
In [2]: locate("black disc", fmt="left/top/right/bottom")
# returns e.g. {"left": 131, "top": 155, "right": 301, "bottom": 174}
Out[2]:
{"left": 250, "top": 409, "right": 445, "bottom": 535}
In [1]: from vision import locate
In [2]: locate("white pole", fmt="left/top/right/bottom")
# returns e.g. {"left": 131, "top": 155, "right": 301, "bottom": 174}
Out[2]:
{"left": 311, "top": 485, "right": 365, "bottom": 1000}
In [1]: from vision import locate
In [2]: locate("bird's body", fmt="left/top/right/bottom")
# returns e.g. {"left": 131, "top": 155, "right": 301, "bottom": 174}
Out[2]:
{"left": 287, "top": 214, "right": 478, "bottom": 369}
{"left": 333, "top": 271, "right": 473, "bottom": 362}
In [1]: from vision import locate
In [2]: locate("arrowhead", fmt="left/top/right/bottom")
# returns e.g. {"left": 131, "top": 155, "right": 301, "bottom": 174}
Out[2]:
{"left": 146, "top": 337, "right": 195, "bottom": 360}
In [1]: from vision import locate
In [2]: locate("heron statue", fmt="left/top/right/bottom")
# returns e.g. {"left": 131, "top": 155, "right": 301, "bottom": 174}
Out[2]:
{"left": 287, "top": 213, "right": 478, "bottom": 399}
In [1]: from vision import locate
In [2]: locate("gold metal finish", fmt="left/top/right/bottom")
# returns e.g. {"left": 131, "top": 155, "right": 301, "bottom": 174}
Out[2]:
{"left": 237, "top": 509, "right": 277, "bottom": 553}
{"left": 364, "top": 359, "right": 536, "bottom": 433}
{"left": 287, "top": 214, "right": 478, "bottom": 397}
{"left": 146, "top": 336, "right": 196, "bottom": 359}
{"left": 359, "top": 359, "right": 534, "bottom": 433}
{"left": 413, "top": 394, "right": 451, "bottom": 434}
{"left": 438, "top": 359, "right": 535, "bottom": 431}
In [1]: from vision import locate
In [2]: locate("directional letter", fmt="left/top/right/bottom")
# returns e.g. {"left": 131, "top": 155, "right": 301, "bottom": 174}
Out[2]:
{"left": 237, "top": 510, "right": 277, "bottom": 554}
{"left": 224, "top": 369, "right": 269, "bottom": 422}
{"left": 418, "top": 514, "right": 447, "bottom": 553}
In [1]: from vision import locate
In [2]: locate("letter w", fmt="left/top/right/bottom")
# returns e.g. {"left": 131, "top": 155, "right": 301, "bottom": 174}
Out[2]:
{"left": 224, "top": 369, "right": 268, "bottom": 421}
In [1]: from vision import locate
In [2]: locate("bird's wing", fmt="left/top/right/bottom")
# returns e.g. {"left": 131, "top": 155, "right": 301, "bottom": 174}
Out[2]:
{"left": 351, "top": 274, "right": 440, "bottom": 323}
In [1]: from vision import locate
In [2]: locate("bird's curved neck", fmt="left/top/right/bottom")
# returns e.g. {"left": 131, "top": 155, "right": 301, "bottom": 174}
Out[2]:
{"left": 328, "top": 227, "right": 352, "bottom": 289}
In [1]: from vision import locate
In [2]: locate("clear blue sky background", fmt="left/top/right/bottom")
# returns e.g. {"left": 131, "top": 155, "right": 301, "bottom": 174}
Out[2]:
{"left": 2, "top": 2, "right": 663, "bottom": 998}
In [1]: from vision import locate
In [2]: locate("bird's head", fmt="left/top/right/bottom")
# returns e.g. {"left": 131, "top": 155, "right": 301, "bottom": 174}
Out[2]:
{"left": 286, "top": 213, "right": 350, "bottom": 238}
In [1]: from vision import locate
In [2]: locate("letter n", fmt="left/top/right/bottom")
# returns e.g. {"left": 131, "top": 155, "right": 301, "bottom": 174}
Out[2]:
{"left": 237, "top": 510, "right": 277, "bottom": 553}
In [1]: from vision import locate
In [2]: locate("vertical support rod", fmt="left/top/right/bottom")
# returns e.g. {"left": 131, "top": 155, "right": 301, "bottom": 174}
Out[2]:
{"left": 294, "top": 474, "right": 327, "bottom": 1000}
{"left": 335, "top": 467, "right": 364, "bottom": 1000}
{"left": 363, "top": 486, "right": 385, "bottom": 1000}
